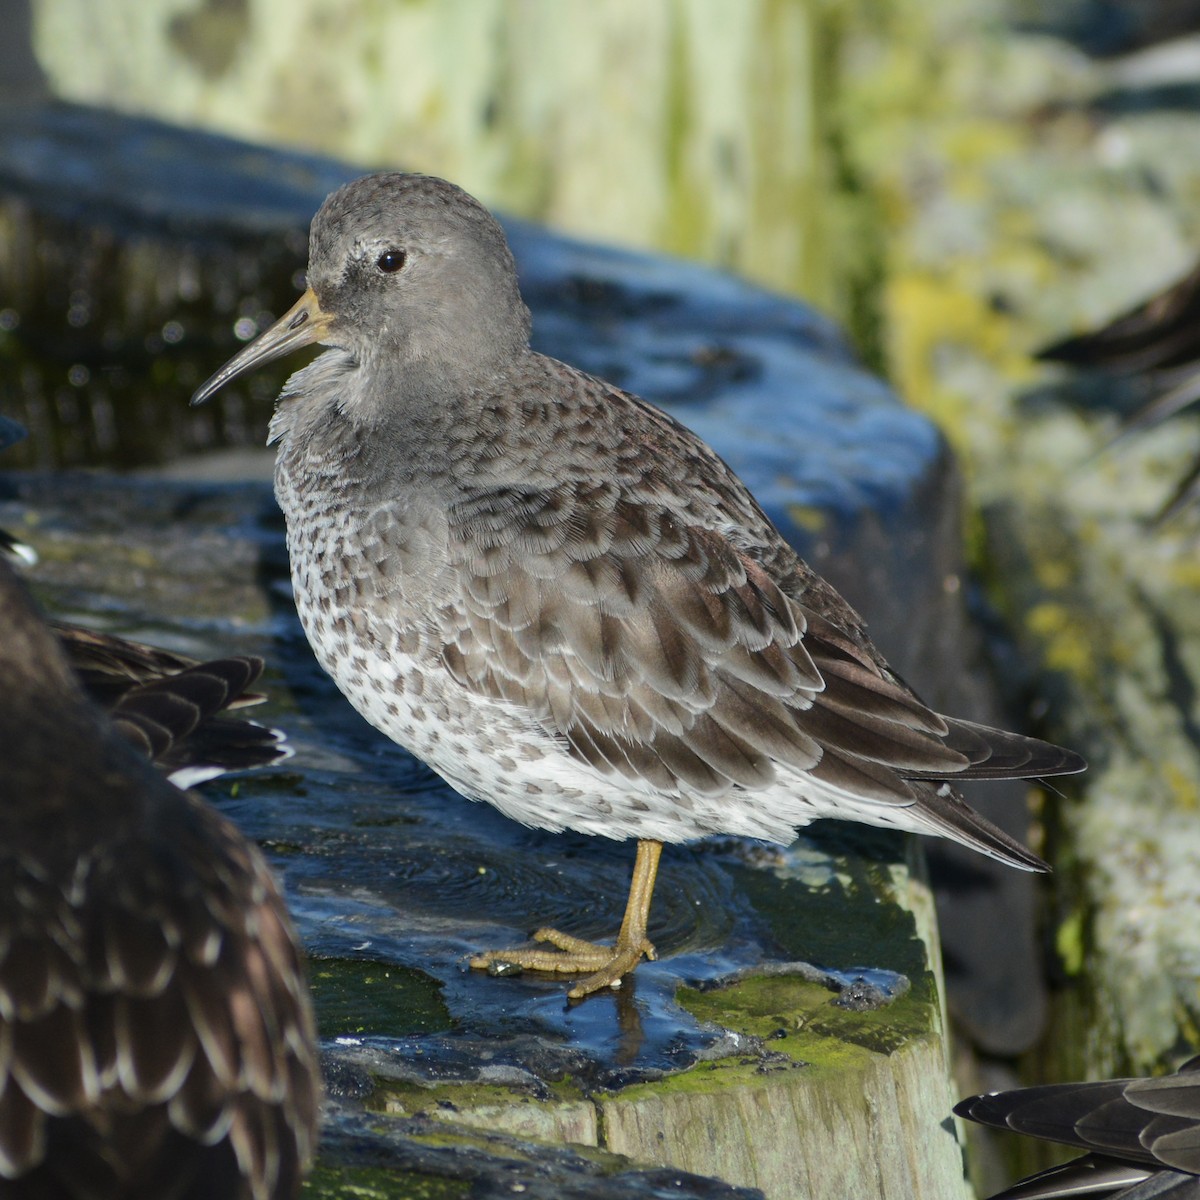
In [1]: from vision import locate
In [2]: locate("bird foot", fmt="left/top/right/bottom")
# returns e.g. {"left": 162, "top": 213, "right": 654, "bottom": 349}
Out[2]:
{"left": 470, "top": 926, "right": 657, "bottom": 998}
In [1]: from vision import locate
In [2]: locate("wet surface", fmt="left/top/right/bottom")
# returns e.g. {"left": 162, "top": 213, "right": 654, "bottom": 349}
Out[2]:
{"left": 314, "top": 1107, "right": 766, "bottom": 1199}
{"left": 0, "top": 104, "right": 1020, "bottom": 1189}
{"left": 0, "top": 471, "right": 926, "bottom": 1099}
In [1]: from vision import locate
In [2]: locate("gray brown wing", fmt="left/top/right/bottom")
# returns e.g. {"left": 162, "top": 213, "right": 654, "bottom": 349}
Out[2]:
{"left": 439, "top": 480, "right": 1044, "bottom": 808}
{"left": 956, "top": 1057, "right": 1200, "bottom": 1174}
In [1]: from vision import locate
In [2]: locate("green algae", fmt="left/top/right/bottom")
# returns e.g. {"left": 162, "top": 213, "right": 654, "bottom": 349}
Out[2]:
{"left": 309, "top": 958, "right": 453, "bottom": 1039}
{"left": 723, "top": 849, "right": 935, "bottom": 1005}
{"left": 358, "top": 965, "right": 956, "bottom": 1197}
{"left": 304, "top": 1162, "right": 470, "bottom": 1200}
{"left": 1054, "top": 908, "right": 1086, "bottom": 978}
{"left": 679, "top": 973, "right": 936, "bottom": 1067}
{"left": 364, "top": 969, "right": 937, "bottom": 1124}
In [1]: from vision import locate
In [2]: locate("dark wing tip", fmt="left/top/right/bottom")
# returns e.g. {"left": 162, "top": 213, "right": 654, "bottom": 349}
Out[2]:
{"left": 939, "top": 718, "right": 1086, "bottom": 781}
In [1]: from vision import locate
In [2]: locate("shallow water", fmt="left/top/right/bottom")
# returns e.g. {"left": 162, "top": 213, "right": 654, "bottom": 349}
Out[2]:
{"left": 0, "top": 470, "right": 924, "bottom": 1096}
{"left": 0, "top": 113, "right": 970, "bottom": 1190}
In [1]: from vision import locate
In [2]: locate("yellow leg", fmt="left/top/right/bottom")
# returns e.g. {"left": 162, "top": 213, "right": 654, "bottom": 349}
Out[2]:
{"left": 470, "top": 839, "right": 663, "bottom": 999}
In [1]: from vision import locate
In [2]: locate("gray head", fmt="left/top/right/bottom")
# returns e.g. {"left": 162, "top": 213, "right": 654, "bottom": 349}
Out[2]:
{"left": 192, "top": 172, "right": 533, "bottom": 407}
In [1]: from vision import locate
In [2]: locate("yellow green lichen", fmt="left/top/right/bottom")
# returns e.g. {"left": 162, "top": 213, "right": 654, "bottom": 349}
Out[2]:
{"left": 787, "top": 504, "right": 830, "bottom": 534}
{"left": 1055, "top": 908, "right": 1086, "bottom": 977}
{"left": 1023, "top": 601, "right": 1096, "bottom": 682}
{"left": 1162, "top": 764, "right": 1199, "bottom": 814}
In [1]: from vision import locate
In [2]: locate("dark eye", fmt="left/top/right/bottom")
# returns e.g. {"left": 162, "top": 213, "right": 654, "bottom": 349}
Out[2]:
{"left": 376, "top": 249, "right": 407, "bottom": 274}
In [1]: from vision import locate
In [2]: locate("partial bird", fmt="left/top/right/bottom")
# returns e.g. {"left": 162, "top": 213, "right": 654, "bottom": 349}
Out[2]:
{"left": 1040, "top": 262, "right": 1200, "bottom": 378}
{"left": 0, "top": 414, "right": 38, "bottom": 566}
{"left": 0, "top": 525, "right": 37, "bottom": 567}
{"left": 0, "top": 414, "right": 289, "bottom": 786}
{"left": 956, "top": 1055, "right": 1200, "bottom": 1198}
{"left": 51, "top": 621, "right": 291, "bottom": 788}
{"left": 192, "top": 171, "right": 1085, "bottom": 998}
{"left": 1039, "top": 263, "right": 1200, "bottom": 519}
{"left": 0, "top": 555, "right": 321, "bottom": 1197}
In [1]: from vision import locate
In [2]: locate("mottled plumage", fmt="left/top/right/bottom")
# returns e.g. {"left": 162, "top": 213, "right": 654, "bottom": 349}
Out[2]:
{"left": 0, "top": 559, "right": 320, "bottom": 1197}
{"left": 956, "top": 1056, "right": 1200, "bottom": 1198}
{"left": 193, "top": 171, "right": 1085, "bottom": 996}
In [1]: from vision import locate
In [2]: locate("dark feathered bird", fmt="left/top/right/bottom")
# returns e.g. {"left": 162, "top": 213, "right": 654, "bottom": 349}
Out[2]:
{"left": 1039, "top": 265, "right": 1200, "bottom": 519}
{"left": 1040, "top": 265, "right": 1200, "bottom": 377}
{"left": 0, "top": 557, "right": 320, "bottom": 1197}
{"left": 51, "top": 622, "right": 291, "bottom": 788}
{"left": 0, "top": 414, "right": 288, "bottom": 785}
{"left": 956, "top": 1056, "right": 1200, "bottom": 1198}
{"left": 192, "top": 171, "right": 1085, "bottom": 998}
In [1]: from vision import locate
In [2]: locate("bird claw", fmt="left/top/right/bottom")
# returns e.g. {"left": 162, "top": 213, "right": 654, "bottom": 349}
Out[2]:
{"left": 469, "top": 926, "right": 656, "bottom": 998}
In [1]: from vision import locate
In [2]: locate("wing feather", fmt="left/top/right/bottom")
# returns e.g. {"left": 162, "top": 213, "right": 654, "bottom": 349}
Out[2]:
{"left": 441, "top": 481, "right": 1010, "bottom": 806}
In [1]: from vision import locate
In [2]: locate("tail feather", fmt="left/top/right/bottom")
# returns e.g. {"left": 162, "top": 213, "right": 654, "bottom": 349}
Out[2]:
{"left": 955, "top": 1056, "right": 1200, "bottom": 1196}
{"left": 915, "top": 781, "right": 1049, "bottom": 872}
{"left": 51, "top": 623, "right": 289, "bottom": 781}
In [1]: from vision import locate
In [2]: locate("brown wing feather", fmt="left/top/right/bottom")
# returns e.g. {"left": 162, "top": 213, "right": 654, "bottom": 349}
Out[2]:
{"left": 956, "top": 1055, "right": 1200, "bottom": 1175}
{"left": 440, "top": 480, "right": 1024, "bottom": 808}
{"left": 49, "top": 625, "right": 288, "bottom": 780}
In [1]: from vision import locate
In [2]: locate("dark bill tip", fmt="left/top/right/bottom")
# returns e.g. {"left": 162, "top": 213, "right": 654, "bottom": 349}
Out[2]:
{"left": 190, "top": 288, "right": 332, "bottom": 406}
